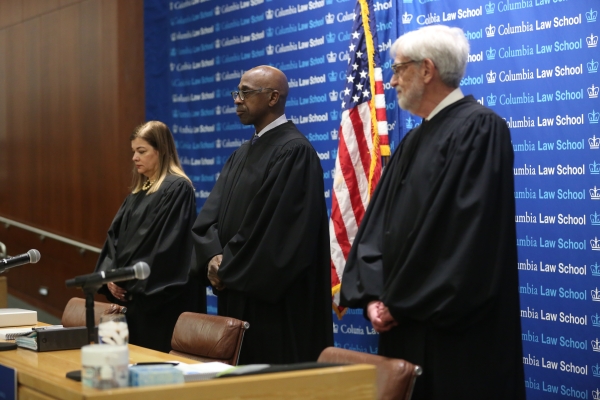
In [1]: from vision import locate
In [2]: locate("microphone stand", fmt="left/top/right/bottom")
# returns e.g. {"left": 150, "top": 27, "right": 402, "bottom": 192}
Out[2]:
{"left": 81, "top": 284, "right": 100, "bottom": 344}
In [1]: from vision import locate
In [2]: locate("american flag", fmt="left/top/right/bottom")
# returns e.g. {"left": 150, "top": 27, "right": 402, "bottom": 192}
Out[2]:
{"left": 330, "top": 0, "right": 389, "bottom": 319}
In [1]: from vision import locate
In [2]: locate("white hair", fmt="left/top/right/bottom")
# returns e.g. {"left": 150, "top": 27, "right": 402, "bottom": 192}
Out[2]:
{"left": 390, "top": 25, "right": 470, "bottom": 88}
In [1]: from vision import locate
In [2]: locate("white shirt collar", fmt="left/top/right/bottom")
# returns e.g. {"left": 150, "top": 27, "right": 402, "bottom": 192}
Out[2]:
{"left": 256, "top": 114, "right": 288, "bottom": 137}
{"left": 426, "top": 88, "right": 464, "bottom": 121}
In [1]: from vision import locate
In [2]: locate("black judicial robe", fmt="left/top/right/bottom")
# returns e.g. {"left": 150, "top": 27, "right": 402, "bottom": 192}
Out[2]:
{"left": 96, "top": 175, "right": 203, "bottom": 352}
{"left": 192, "top": 121, "right": 333, "bottom": 364}
{"left": 341, "top": 96, "right": 525, "bottom": 400}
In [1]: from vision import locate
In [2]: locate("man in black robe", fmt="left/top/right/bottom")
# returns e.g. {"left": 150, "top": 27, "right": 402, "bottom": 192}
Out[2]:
{"left": 192, "top": 65, "right": 333, "bottom": 364}
{"left": 340, "top": 25, "right": 525, "bottom": 399}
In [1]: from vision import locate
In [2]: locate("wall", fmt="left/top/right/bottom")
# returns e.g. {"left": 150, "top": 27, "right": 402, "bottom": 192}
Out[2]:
{"left": 0, "top": 0, "right": 145, "bottom": 317}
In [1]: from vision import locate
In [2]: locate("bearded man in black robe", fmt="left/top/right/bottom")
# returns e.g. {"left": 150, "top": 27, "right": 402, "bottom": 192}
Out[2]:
{"left": 192, "top": 66, "right": 333, "bottom": 364}
{"left": 340, "top": 25, "right": 525, "bottom": 399}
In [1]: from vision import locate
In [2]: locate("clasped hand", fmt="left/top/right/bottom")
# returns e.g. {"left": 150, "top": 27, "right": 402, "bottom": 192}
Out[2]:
{"left": 367, "top": 300, "right": 398, "bottom": 333}
{"left": 208, "top": 254, "right": 225, "bottom": 291}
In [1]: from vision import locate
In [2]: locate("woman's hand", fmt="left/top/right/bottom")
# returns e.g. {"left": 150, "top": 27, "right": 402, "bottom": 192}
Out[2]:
{"left": 107, "top": 282, "right": 128, "bottom": 302}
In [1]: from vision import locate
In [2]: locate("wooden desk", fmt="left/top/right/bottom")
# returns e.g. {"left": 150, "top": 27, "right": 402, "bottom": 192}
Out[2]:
{"left": 0, "top": 344, "right": 376, "bottom": 400}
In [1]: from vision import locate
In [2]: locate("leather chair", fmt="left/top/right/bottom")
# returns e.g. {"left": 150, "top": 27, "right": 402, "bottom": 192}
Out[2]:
{"left": 169, "top": 312, "right": 249, "bottom": 366}
{"left": 61, "top": 297, "right": 126, "bottom": 327}
{"left": 317, "top": 347, "right": 422, "bottom": 400}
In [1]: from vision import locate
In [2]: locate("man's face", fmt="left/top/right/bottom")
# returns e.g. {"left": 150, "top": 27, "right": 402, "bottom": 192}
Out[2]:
{"left": 234, "top": 72, "right": 271, "bottom": 127}
{"left": 390, "top": 53, "right": 424, "bottom": 114}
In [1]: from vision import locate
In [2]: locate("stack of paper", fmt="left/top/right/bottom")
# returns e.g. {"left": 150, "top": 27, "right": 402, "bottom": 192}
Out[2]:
{"left": 0, "top": 327, "right": 34, "bottom": 340}
{"left": 174, "top": 362, "right": 233, "bottom": 382}
{"left": 0, "top": 309, "right": 37, "bottom": 327}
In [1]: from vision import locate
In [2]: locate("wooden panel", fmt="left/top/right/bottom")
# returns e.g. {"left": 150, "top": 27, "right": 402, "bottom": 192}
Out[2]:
{"left": 0, "top": 0, "right": 145, "bottom": 316}
{"left": 0, "top": 0, "right": 22, "bottom": 30}
{"left": 22, "top": 0, "right": 61, "bottom": 21}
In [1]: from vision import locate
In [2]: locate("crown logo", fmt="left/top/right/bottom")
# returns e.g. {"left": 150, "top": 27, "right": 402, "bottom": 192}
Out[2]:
{"left": 172, "top": 109, "right": 178, "bottom": 118}
{"left": 265, "top": 9, "right": 273, "bottom": 19}
{"left": 594, "top": 366, "right": 600, "bottom": 378}
{"left": 588, "top": 34, "right": 599, "bottom": 48}
{"left": 487, "top": 94, "right": 497, "bottom": 106}
{"left": 332, "top": 149, "right": 338, "bottom": 159}
{"left": 215, "top": 39, "right": 221, "bottom": 49}
{"left": 593, "top": 338, "right": 600, "bottom": 352}
{"left": 594, "top": 212, "right": 600, "bottom": 225}
{"left": 215, "top": 23, "right": 220, "bottom": 32}
{"left": 215, "top": 105, "right": 221, "bottom": 115}
{"left": 593, "top": 387, "right": 600, "bottom": 399}
{"left": 590, "top": 85, "right": 600, "bottom": 99}
{"left": 326, "top": 13, "right": 335, "bottom": 24}
{"left": 214, "top": 6, "right": 220, "bottom": 15}
{"left": 330, "top": 129, "right": 339, "bottom": 140}
{"left": 486, "top": 70, "right": 497, "bottom": 83}
{"left": 587, "top": 9, "right": 598, "bottom": 23}
{"left": 216, "top": 122, "right": 221, "bottom": 132}
{"left": 590, "top": 59, "right": 599, "bottom": 73}
{"left": 326, "top": 32, "right": 336, "bottom": 44}
{"left": 485, "top": 24, "right": 496, "bottom": 37}
{"left": 486, "top": 48, "right": 496, "bottom": 60}
{"left": 592, "top": 263, "right": 600, "bottom": 277}
{"left": 402, "top": 12, "right": 413, "bottom": 24}
{"left": 330, "top": 110, "right": 339, "bottom": 120}
{"left": 485, "top": 1, "right": 495, "bottom": 14}
{"left": 590, "top": 110, "right": 600, "bottom": 124}
{"left": 590, "top": 136, "right": 600, "bottom": 149}
{"left": 405, "top": 116, "right": 414, "bottom": 129}
{"left": 593, "top": 162, "right": 600, "bottom": 176}
{"left": 328, "top": 71, "right": 338, "bottom": 82}
{"left": 266, "top": 27, "right": 273, "bottom": 37}
{"left": 329, "top": 90, "right": 339, "bottom": 101}
{"left": 215, "top": 55, "right": 221, "bottom": 65}
{"left": 169, "top": 63, "right": 175, "bottom": 72}
{"left": 327, "top": 51, "right": 337, "bottom": 63}
{"left": 170, "top": 48, "right": 176, "bottom": 57}
{"left": 215, "top": 72, "right": 221, "bottom": 82}
{"left": 333, "top": 323, "right": 338, "bottom": 333}
{"left": 215, "top": 139, "right": 221, "bottom": 148}
{"left": 215, "top": 89, "right": 222, "bottom": 98}
{"left": 593, "top": 287, "right": 600, "bottom": 300}
{"left": 326, "top": 0, "right": 332, "bottom": 4}
{"left": 172, "top": 125, "right": 178, "bottom": 133}
{"left": 266, "top": 45, "right": 274, "bottom": 55}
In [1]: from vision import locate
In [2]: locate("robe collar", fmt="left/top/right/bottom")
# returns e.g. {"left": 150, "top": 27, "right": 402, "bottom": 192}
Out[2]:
{"left": 426, "top": 87, "right": 464, "bottom": 122}
{"left": 256, "top": 114, "right": 288, "bottom": 138}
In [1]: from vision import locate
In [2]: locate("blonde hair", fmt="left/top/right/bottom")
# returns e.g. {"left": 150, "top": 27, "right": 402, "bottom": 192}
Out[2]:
{"left": 130, "top": 121, "right": 192, "bottom": 194}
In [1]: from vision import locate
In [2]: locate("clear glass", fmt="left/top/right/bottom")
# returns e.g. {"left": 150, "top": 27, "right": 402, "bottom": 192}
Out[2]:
{"left": 97, "top": 314, "right": 129, "bottom": 345}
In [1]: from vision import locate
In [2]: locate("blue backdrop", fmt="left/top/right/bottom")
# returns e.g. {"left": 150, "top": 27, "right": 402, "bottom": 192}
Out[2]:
{"left": 145, "top": 0, "right": 599, "bottom": 397}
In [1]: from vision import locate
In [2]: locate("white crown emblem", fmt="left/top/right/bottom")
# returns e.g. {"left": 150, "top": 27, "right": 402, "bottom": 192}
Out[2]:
{"left": 487, "top": 94, "right": 497, "bottom": 106}
{"left": 590, "top": 135, "right": 600, "bottom": 149}
{"left": 485, "top": 1, "right": 495, "bottom": 14}
{"left": 592, "top": 238, "right": 600, "bottom": 250}
{"left": 214, "top": 6, "right": 220, "bottom": 15}
{"left": 329, "top": 90, "right": 339, "bottom": 101}
{"left": 265, "top": 9, "right": 273, "bottom": 19}
{"left": 593, "top": 287, "right": 600, "bottom": 300}
{"left": 593, "top": 338, "right": 600, "bottom": 352}
{"left": 215, "top": 72, "right": 221, "bottom": 82}
{"left": 402, "top": 12, "right": 413, "bottom": 24}
{"left": 593, "top": 387, "right": 600, "bottom": 399}
{"left": 333, "top": 323, "right": 338, "bottom": 333}
{"left": 591, "top": 162, "right": 600, "bottom": 175}
{"left": 588, "top": 34, "right": 599, "bottom": 48}
{"left": 170, "top": 63, "right": 175, "bottom": 72}
{"left": 266, "top": 45, "right": 274, "bottom": 55}
{"left": 330, "top": 129, "right": 339, "bottom": 140}
{"left": 215, "top": 39, "right": 221, "bottom": 48}
{"left": 592, "top": 212, "right": 600, "bottom": 224}
{"left": 485, "top": 24, "right": 496, "bottom": 37}
{"left": 327, "top": 51, "right": 337, "bottom": 63}
{"left": 215, "top": 106, "right": 221, "bottom": 115}
{"left": 592, "top": 263, "right": 600, "bottom": 276}
{"left": 486, "top": 70, "right": 497, "bottom": 83}
{"left": 486, "top": 48, "right": 496, "bottom": 60}
{"left": 590, "top": 85, "right": 600, "bottom": 99}
{"left": 590, "top": 110, "right": 600, "bottom": 124}
{"left": 215, "top": 139, "right": 221, "bottom": 148}
{"left": 405, "top": 116, "right": 414, "bottom": 129}
{"left": 326, "top": 13, "right": 335, "bottom": 24}
{"left": 588, "top": 9, "right": 598, "bottom": 23}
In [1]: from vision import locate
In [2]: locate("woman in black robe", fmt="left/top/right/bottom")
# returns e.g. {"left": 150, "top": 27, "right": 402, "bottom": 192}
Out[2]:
{"left": 95, "top": 121, "right": 203, "bottom": 352}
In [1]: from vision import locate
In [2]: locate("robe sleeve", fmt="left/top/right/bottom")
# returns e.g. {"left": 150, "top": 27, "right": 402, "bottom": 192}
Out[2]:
{"left": 217, "top": 142, "right": 326, "bottom": 303}
{"left": 382, "top": 112, "right": 517, "bottom": 330}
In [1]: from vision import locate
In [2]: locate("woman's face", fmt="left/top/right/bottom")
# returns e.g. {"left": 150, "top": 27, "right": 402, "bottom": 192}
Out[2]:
{"left": 131, "top": 137, "right": 159, "bottom": 179}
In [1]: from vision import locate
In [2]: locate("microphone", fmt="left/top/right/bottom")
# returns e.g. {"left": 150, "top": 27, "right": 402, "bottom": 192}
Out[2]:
{"left": 0, "top": 249, "right": 41, "bottom": 273}
{"left": 65, "top": 262, "right": 150, "bottom": 288}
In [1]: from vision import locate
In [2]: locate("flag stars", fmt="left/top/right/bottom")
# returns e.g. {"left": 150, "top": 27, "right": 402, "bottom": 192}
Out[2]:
{"left": 359, "top": 70, "right": 368, "bottom": 79}
{"left": 352, "top": 63, "right": 359, "bottom": 71}
{"left": 356, "top": 82, "right": 363, "bottom": 91}
{"left": 352, "top": 31, "right": 360, "bottom": 39}
{"left": 356, "top": 51, "right": 363, "bottom": 58}
{"left": 341, "top": 101, "right": 346, "bottom": 108}
{"left": 346, "top": 75, "right": 354, "bottom": 83}
{"left": 349, "top": 43, "right": 356, "bottom": 52}
{"left": 343, "top": 87, "right": 351, "bottom": 96}
{"left": 362, "top": 90, "right": 370, "bottom": 98}
{"left": 352, "top": 95, "right": 360, "bottom": 103}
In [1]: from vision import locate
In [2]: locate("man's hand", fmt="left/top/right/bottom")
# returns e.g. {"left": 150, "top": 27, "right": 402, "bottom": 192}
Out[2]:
{"left": 107, "top": 282, "right": 127, "bottom": 302}
{"left": 208, "top": 254, "right": 225, "bottom": 290}
{"left": 367, "top": 300, "right": 398, "bottom": 333}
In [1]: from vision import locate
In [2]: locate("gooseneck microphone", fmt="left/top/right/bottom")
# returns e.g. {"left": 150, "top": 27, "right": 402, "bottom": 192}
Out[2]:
{"left": 65, "top": 262, "right": 150, "bottom": 288}
{"left": 0, "top": 249, "right": 41, "bottom": 273}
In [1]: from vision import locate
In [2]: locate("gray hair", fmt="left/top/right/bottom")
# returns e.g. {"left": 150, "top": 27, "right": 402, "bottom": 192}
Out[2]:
{"left": 390, "top": 25, "right": 470, "bottom": 88}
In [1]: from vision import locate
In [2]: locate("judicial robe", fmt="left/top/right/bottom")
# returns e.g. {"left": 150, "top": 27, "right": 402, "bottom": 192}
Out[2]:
{"left": 96, "top": 175, "right": 203, "bottom": 352}
{"left": 192, "top": 121, "right": 333, "bottom": 364}
{"left": 341, "top": 96, "right": 525, "bottom": 399}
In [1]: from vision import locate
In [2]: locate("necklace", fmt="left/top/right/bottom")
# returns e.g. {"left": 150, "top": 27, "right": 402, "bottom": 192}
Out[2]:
{"left": 142, "top": 179, "right": 155, "bottom": 191}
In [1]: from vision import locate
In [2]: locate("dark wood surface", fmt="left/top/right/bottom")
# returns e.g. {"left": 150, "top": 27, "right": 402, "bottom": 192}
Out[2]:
{"left": 0, "top": 0, "right": 145, "bottom": 317}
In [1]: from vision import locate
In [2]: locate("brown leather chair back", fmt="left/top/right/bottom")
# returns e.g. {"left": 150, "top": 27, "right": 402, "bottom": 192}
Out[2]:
{"left": 169, "top": 312, "right": 249, "bottom": 366}
{"left": 317, "top": 347, "right": 422, "bottom": 400}
{"left": 61, "top": 297, "right": 126, "bottom": 327}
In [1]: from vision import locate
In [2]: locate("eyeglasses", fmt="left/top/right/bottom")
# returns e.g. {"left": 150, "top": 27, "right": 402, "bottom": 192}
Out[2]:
{"left": 391, "top": 60, "right": 420, "bottom": 76}
{"left": 231, "top": 87, "right": 277, "bottom": 101}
